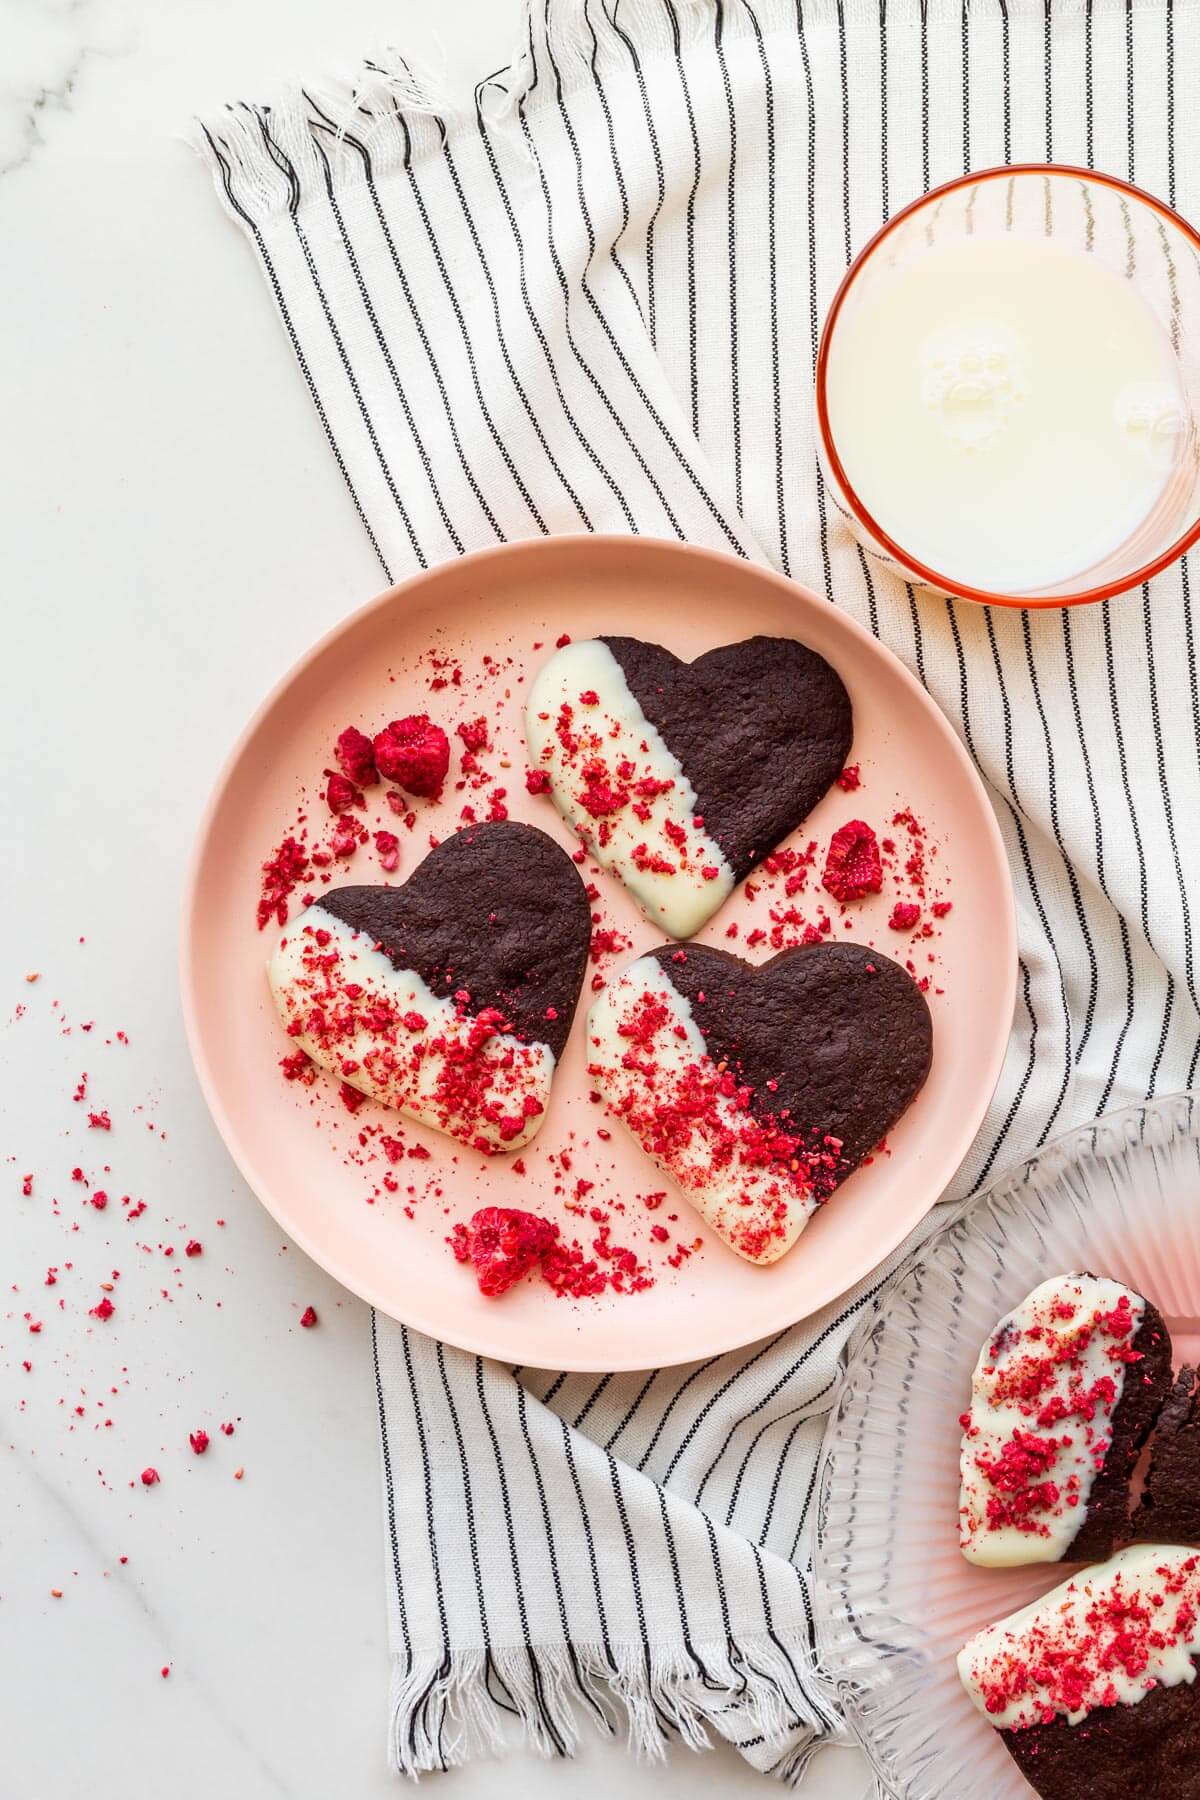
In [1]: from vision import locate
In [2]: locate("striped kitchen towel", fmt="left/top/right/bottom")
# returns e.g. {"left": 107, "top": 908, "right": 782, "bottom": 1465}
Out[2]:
{"left": 197, "top": 0, "right": 1200, "bottom": 1785}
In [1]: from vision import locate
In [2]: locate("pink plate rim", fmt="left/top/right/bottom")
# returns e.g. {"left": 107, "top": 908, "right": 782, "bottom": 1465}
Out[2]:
{"left": 178, "top": 535, "right": 1017, "bottom": 1370}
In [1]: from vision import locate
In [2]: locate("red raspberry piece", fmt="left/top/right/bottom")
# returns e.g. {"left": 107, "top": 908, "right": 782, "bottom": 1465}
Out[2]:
{"left": 325, "top": 772, "right": 359, "bottom": 814}
{"left": 373, "top": 716, "right": 450, "bottom": 799}
{"left": 140, "top": 1467, "right": 159, "bottom": 1487}
{"left": 888, "top": 901, "right": 922, "bottom": 931}
{"left": 450, "top": 1206, "right": 557, "bottom": 1298}
{"left": 456, "top": 717, "right": 489, "bottom": 754}
{"left": 525, "top": 768, "right": 551, "bottom": 794}
{"left": 821, "top": 820, "right": 883, "bottom": 903}
{"left": 90, "top": 1296, "right": 115, "bottom": 1321}
{"left": 374, "top": 829, "right": 401, "bottom": 873}
{"left": 189, "top": 1429, "right": 209, "bottom": 1455}
{"left": 299, "top": 1305, "right": 318, "bottom": 1328}
{"left": 335, "top": 725, "right": 377, "bottom": 787}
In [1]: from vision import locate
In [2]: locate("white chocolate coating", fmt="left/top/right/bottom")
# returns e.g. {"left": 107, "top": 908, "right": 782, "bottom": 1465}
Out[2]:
{"left": 958, "top": 1545, "right": 1200, "bottom": 1730}
{"left": 585, "top": 954, "right": 824, "bottom": 1264}
{"left": 267, "top": 907, "right": 554, "bottom": 1152}
{"left": 525, "top": 639, "right": 735, "bottom": 939}
{"left": 958, "top": 1273, "right": 1145, "bottom": 1567}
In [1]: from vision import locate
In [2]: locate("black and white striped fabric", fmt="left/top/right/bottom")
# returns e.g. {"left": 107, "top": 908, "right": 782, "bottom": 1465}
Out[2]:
{"left": 199, "top": 0, "right": 1200, "bottom": 1783}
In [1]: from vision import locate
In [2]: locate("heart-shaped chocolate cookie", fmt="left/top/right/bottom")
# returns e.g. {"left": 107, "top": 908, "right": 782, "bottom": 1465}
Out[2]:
{"left": 267, "top": 821, "right": 590, "bottom": 1152}
{"left": 526, "top": 634, "right": 852, "bottom": 938}
{"left": 586, "top": 939, "right": 931, "bottom": 1264}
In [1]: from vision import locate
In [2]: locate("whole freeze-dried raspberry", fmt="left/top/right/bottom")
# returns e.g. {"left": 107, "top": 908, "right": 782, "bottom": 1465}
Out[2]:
{"left": 821, "top": 820, "right": 883, "bottom": 904}
{"left": 373, "top": 716, "right": 450, "bottom": 799}
{"left": 450, "top": 1206, "right": 557, "bottom": 1298}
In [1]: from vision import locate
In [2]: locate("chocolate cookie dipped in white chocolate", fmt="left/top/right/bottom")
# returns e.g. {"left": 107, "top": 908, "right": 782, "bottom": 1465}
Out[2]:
{"left": 958, "top": 1273, "right": 1169, "bottom": 1567}
{"left": 525, "top": 634, "right": 853, "bottom": 940}
{"left": 585, "top": 940, "right": 931, "bottom": 1266}
{"left": 958, "top": 1545, "right": 1200, "bottom": 1730}
{"left": 264, "top": 821, "right": 591, "bottom": 1154}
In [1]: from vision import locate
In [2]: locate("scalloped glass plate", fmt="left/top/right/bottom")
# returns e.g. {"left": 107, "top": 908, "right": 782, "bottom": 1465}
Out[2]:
{"left": 813, "top": 1093, "right": 1200, "bottom": 1800}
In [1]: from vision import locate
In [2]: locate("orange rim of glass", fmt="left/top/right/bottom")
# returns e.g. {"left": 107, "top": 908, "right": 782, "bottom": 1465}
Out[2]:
{"left": 814, "top": 163, "right": 1200, "bottom": 609}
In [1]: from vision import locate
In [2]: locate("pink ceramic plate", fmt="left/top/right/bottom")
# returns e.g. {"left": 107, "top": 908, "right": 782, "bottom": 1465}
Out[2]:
{"left": 180, "top": 537, "right": 1015, "bottom": 1371}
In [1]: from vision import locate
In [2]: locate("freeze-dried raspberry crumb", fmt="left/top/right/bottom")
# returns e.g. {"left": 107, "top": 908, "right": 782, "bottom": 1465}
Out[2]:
{"left": 258, "top": 836, "right": 310, "bottom": 931}
{"left": 335, "top": 725, "right": 377, "bottom": 787}
{"left": 329, "top": 816, "right": 363, "bottom": 859}
{"left": 374, "top": 829, "right": 401, "bottom": 873}
{"left": 836, "top": 764, "right": 862, "bottom": 792}
{"left": 140, "top": 1467, "right": 159, "bottom": 1487}
{"left": 91, "top": 1190, "right": 108, "bottom": 1210}
{"left": 299, "top": 1305, "right": 318, "bottom": 1328}
{"left": 373, "top": 716, "right": 450, "bottom": 799}
{"left": 161, "top": 1666, "right": 170, "bottom": 1679}
{"left": 90, "top": 1296, "right": 115, "bottom": 1321}
{"left": 888, "top": 901, "right": 921, "bottom": 931}
{"left": 88, "top": 1110, "right": 112, "bottom": 1131}
{"left": 822, "top": 820, "right": 883, "bottom": 903}
{"left": 22, "top": 1174, "right": 33, "bottom": 1196}
{"left": 189, "top": 1429, "right": 209, "bottom": 1455}
{"left": 525, "top": 768, "right": 552, "bottom": 795}
{"left": 932, "top": 900, "right": 953, "bottom": 918}
{"left": 338, "top": 1083, "right": 366, "bottom": 1115}
{"left": 279, "top": 1049, "right": 314, "bottom": 1084}
{"left": 184, "top": 1240, "right": 202, "bottom": 1258}
{"left": 325, "top": 771, "right": 360, "bottom": 814}
{"left": 555, "top": 632, "right": 571, "bottom": 648}
{"left": 451, "top": 1206, "right": 557, "bottom": 1298}
{"left": 456, "top": 717, "right": 489, "bottom": 754}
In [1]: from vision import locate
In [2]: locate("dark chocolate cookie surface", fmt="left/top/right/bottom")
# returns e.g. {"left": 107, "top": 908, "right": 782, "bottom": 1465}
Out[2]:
{"left": 1065, "top": 1296, "right": 1174, "bottom": 1562}
{"left": 1002, "top": 1668, "right": 1200, "bottom": 1800}
{"left": 1131, "top": 1365, "right": 1200, "bottom": 1545}
{"left": 652, "top": 937, "right": 932, "bottom": 1178}
{"left": 318, "top": 821, "right": 590, "bottom": 1057}
{"left": 601, "top": 634, "right": 853, "bottom": 879}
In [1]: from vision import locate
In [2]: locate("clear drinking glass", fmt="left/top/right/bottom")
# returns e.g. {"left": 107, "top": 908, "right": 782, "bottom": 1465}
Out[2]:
{"left": 816, "top": 166, "right": 1200, "bottom": 608}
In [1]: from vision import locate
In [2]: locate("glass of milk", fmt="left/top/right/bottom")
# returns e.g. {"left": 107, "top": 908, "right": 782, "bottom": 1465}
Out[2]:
{"left": 817, "top": 166, "right": 1200, "bottom": 607}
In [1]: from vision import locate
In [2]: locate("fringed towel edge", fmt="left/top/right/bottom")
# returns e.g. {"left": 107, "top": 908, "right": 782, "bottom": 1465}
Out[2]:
{"left": 386, "top": 1629, "right": 850, "bottom": 1781}
{"left": 189, "top": 0, "right": 1189, "bottom": 234}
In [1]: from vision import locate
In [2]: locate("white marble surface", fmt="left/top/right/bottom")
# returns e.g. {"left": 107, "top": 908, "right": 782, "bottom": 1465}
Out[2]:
{"left": 0, "top": 3, "right": 870, "bottom": 1795}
